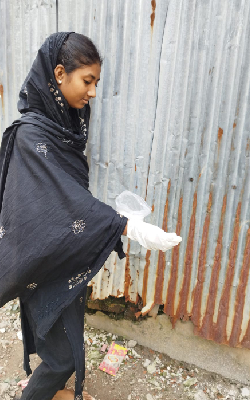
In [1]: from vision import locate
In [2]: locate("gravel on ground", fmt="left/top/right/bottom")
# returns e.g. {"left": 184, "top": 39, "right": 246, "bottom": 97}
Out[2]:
{"left": 0, "top": 299, "right": 249, "bottom": 400}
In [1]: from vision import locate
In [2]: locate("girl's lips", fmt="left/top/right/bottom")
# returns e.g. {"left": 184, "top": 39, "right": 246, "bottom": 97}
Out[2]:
{"left": 81, "top": 99, "right": 89, "bottom": 104}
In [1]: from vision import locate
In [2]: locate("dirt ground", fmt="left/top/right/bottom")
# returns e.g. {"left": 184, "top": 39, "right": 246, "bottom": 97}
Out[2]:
{"left": 0, "top": 299, "right": 249, "bottom": 400}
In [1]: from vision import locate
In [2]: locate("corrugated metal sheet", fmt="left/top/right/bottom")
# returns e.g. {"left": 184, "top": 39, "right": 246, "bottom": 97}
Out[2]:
{"left": 0, "top": 0, "right": 57, "bottom": 135}
{"left": 59, "top": 0, "right": 250, "bottom": 349}
{"left": 1, "top": 0, "right": 250, "bottom": 349}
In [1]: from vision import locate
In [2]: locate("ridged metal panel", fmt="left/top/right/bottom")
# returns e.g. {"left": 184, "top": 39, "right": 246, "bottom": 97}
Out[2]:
{"left": 146, "top": 0, "right": 250, "bottom": 349}
{"left": 1, "top": 0, "right": 250, "bottom": 349}
{"left": 59, "top": 0, "right": 250, "bottom": 349}
{"left": 0, "top": 0, "right": 57, "bottom": 136}
{"left": 58, "top": 0, "right": 170, "bottom": 301}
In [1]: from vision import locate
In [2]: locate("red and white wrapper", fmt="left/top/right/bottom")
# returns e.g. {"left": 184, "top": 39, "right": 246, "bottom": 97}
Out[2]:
{"left": 99, "top": 342, "right": 127, "bottom": 376}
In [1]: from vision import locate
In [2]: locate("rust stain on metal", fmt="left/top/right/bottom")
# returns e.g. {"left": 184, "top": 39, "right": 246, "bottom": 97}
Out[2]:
{"left": 233, "top": 122, "right": 237, "bottom": 129}
{"left": 151, "top": 0, "right": 156, "bottom": 29}
{"left": 218, "top": 127, "right": 223, "bottom": 140}
{"left": 164, "top": 196, "right": 183, "bottom": 318}
{"left": 155, "top": 181, "right": 170, "bottom": 304}
{"left": 192, "top": 192, "right": 212, "bottom": 329}
{"left": 135, "top": 164, "right": 137, "bottom": 171}
{"left": 154, "top": 253, "right": 165, "bottom": 306}
{"left": 151, "top": 204, "right": 155, "bottom": 212}
{"left": 229, "top": 227, "right": 250, "bottom": 347}
{"left": 198, "top": 195, "right": 227, "bottom": 339}
{"left": 242, "top": 320, "right": 250, "bottom": 349}
{"left": 246, "top": 138, "right": 250, "bottom": 152}
{"left": 217, "top": 128, "right": 223, "bottom": 152}
{"left": 0, "top": 84, "right": 4, "bottom": 114}
{"left": 124, "top": 241, "right": 131, "bottom": 302}
{"left": 175, "top": 192, "right": 197, "bottom": 323}
{"left": 141, "top": 302, "right": 156, "bottom": 317}
{"left": 213, "top": 201, "right": 241, "bottom": 344}
{"left": 142, "top": 250, "right": 151, "bottom": 307}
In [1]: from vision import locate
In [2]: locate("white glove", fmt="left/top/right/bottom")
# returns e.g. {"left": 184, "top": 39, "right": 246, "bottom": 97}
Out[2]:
{"left": 127, "top": 219, "right": 182, "bottom": 252}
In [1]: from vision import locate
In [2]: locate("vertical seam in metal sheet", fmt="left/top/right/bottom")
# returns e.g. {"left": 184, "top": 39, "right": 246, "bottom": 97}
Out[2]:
{"left": 145, "top": 3, "right": 169, "bottom": 199}
{"left": 56, "top": 0, "right": 59, "bottom": 32}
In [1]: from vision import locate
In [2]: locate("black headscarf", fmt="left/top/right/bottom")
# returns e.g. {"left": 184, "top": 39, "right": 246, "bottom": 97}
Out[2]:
{"left": 0, "top": 33, "right": 127, "bottom": 396}
{"left": 18, "top": 32, "right": 88, "bottom": 133}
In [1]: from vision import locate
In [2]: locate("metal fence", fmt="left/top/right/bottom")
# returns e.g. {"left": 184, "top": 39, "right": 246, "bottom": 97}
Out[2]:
{"left": 1, "top": 0, "right": 250, "bottom": 349}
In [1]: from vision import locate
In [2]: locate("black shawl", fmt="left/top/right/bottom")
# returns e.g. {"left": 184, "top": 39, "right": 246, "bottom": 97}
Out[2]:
{"left": 0, "top": 32, "right": 127, "bottom": 341}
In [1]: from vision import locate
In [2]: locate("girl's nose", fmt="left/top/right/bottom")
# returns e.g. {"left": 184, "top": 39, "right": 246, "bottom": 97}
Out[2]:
{"left": 87, "top": 84, "right": 96, "bottom": 98}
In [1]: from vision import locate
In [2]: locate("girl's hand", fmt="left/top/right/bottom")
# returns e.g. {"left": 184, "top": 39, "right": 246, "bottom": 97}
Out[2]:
{"left": 126, "top": 220, "right": 182, "bottom": 251}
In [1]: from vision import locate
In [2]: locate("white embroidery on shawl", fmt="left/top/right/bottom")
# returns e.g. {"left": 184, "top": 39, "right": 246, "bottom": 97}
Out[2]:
{"left": 79, "top": 297, "right": 83, "bottom": 304}
{"left": 27, "top": 283, "right": 37, "bottom": 290}
{"left": 75, "top": 395, "right": 83, "bottom": 400}
{"left": 36, "top": 143, "right": 48, "bottom": 158}
{"left": 62, "top": 138, "right": 74, "bottom": 144}
{"left": 116, "top": 211, "right": 123, "bottom": 218}
{"left": 0, "top": 226, "right": 6, "bottom": 239}
{"left": 48, "top": 80, "right": 64, "bottom": 113}
{"left": 79, "top": 117, "right": 88, "bottom": 137}
{"left": 68, "top": 268, "right": 91, "bottom": 290}
{"left": 55, "top": 135, "right": 74, "bottom": 145}
{"left": 72, "top": 220, "right": 86, "bottom": 234}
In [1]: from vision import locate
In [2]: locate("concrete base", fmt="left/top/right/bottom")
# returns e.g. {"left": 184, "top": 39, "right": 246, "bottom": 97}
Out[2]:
{"left": 86, "top": 311, "right": 250, "bottom": 384}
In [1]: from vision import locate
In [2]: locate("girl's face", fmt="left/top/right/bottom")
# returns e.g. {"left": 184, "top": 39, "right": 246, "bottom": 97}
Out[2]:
{"left": 54, "top": 63, "right": 101, "bottom": 109}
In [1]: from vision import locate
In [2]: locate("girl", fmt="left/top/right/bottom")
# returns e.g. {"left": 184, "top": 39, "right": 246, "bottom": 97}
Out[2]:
{"left": 0, "top": 32, "right": 181, "bottom": 400}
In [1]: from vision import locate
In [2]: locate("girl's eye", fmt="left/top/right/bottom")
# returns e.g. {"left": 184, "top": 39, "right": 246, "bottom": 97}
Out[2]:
{"left": 84, "top": 80, "right": 91, "bottom": 85}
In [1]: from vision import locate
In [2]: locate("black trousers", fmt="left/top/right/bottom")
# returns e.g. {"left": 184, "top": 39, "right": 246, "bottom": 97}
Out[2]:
{"left": 20, "top": 289, "right": 87, "bottom": 400}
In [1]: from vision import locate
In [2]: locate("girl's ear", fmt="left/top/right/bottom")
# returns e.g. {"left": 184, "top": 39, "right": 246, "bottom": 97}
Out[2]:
{"left": 54, "top": 64, "right": 66, "bottom": 85}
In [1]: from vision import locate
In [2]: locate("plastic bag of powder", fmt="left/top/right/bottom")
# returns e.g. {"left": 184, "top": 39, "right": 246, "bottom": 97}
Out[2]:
{"left": 116, "top": 190, "right": 151, "bottom": 221}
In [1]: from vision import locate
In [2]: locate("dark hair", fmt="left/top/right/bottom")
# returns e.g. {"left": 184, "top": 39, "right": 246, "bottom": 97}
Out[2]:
{"left": 57, "top": 33, "right": 103, "bottom": 73}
